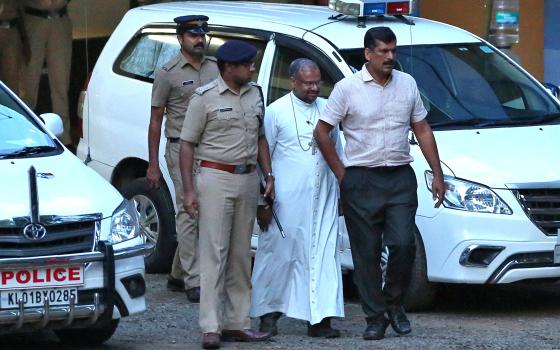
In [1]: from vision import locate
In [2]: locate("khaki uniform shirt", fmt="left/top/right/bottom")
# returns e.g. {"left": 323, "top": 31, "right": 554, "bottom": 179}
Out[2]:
{"left": 321, "top": 65, "right": 427, "bottom": 168}
{"left": 24, "top": 0, "right": 69, "bottom": 11}
{"left": 0, "top": 1, "right": 19, "bottom": 20}
{"left": 151, "top": 53, "right": 219, "bottom": 138}
{"left": 180, "top": 76, "right": 264, "bottom": 165}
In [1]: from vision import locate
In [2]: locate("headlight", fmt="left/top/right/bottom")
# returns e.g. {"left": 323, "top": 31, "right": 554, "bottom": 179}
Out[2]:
{"left": 110, "top": 199, "right": 141, "bottom": 243}
{"left": 425, "top": 171, "right": 512, "bottom": 214}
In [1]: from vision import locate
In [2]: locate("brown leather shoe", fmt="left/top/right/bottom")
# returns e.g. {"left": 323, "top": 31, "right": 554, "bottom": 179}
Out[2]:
{"left": 221, "top": 329, "right": 272, "bottom": 342}
{"left": 201, "top": 332, "right": 220, "bottom": 349}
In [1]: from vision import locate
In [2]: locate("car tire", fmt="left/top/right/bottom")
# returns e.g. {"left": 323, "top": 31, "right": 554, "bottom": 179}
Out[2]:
{"left": 121, "top": 177, "right": 176, "bottom": 273}
{"left": 55, "top": 319, "right": 119, "bottom": 345}
{"left": 402, "top": 227, "right": 437, "bottom": 311}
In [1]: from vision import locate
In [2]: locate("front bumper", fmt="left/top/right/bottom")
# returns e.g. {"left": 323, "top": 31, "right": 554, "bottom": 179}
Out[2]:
{"left": 0, "top": 241, "right": 154, "bottom": 332}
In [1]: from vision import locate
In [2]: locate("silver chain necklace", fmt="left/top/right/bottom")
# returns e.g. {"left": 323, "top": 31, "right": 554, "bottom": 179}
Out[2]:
{"left": 289, "top": 93, "right": 320, "bottom": 153}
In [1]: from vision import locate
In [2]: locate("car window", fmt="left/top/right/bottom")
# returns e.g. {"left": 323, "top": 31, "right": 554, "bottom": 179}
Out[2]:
{"left": 268, "top": 44, "right": 335, "bottom": 105}
{"left": 0, "top": 87, "right": 55, "bottom": 157}
{"left": 115, "top": 30, "right": 267, "bottom": 83}
{"left": 340, "top": 43, "right": 560, "bottom": 129}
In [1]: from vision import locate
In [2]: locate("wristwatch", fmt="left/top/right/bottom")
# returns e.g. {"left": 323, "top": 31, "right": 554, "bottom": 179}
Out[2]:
{"left": 265, "top": 172, "right": 274, "bottom": 180}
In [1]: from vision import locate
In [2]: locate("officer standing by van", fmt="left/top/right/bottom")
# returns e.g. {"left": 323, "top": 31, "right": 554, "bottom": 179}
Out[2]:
{"left": 314, "top": 26, "right": 446, "bottom": 341}
{"left": 20, "top": 0, "right": 72, "bottom": 146}
{"left": 179, "top": 40, "right": 274, "bottom": 349}
{"left": 148, "top": 15, "right": 219, "bottom": 303}
{"left": 0, "top": 0, "right": 27, "bottom": 92}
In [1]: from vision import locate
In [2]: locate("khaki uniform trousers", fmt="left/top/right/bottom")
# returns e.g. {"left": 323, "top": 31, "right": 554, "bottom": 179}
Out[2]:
{"left": 196, "top": 167, "right": 259, "bottom": 333}
{"left": 165, "top": 141, "right": 200, "bottom": 289}
{"left": 0, "top": 27, "right": 21, "bottom": 92}
{"left": 20, "top": 14, "right": 72, "bottom": 144}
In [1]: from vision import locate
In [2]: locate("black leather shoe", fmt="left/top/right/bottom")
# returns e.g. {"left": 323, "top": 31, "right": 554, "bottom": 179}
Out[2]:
{"left": 166, "top": 275, "right": 185, "bottom": 292}
{"left": 259, "top": 312, "right": 281, "bottom": 336}
{"left": 363, "top": 315, "right": 390, "bottom": 340}
{"left": 186, "top": 287, "right": 200, "bottom": 303}
{"left": 387, "top": 306, "right": 411, "bottom": 335}
{"left": 221, "top": 329, "right": 272, "bottom": 342}
{"left": 307, "top": 318, "right": 340, "bottom": 338}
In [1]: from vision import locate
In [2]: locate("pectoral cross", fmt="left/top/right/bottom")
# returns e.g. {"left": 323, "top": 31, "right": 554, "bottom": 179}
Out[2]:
{"left": 310, "top": 138, "right": 317, "bottom": 155}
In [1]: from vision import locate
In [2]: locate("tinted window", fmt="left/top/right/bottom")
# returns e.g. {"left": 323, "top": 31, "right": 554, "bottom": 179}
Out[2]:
{"left": 340, "top": 43, "right": 560, "bottom": 129}
{"left": 115, "top": 30, "right": 266, "bottom": 83}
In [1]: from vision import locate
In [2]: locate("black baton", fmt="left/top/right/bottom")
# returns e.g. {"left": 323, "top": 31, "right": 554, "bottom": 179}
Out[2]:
{"left": 258, "top": 169, "right": 285, "bottom": 238}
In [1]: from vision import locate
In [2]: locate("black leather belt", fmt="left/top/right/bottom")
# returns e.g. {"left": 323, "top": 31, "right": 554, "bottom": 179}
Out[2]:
{"left": 0, "top": 18, "right": 18, "bottom": 29}
{"left": 167, "top": 137, "right": 180, "bottom": 143}
{"left": 348, "top": 164, "right": 409, "bottom": 172}
{"left": 200, "top": 160, "right": 256, "bottom": 174}
{"left": 25, "top": 6, "right": 67, "bottom": 19}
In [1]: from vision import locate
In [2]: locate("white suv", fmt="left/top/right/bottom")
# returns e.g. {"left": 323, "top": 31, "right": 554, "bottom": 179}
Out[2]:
{"left": 0, "top": 81, "right": 151, "bottom": 343}
{"left": 78, "top": 1, "right": 560, "bottom": 310}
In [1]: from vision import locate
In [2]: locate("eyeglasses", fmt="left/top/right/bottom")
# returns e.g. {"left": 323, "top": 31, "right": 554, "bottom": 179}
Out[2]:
{"left": 296, "top": 79, "right": 322, "bottom": 88}
{"left": 239, "top": 61, "right": 256, "bottom": 69}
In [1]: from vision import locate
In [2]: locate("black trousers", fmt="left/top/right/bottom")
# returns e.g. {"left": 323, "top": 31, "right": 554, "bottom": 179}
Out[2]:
{"left": 341, "top": 165, "right": 418, "bottom": 319}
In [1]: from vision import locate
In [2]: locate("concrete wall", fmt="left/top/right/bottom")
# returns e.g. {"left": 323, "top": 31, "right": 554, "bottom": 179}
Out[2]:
{"left": 419, "top": 0, "right": 544, "bottom": 81}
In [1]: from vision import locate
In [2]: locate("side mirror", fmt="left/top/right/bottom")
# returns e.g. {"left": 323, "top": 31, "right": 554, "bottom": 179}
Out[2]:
{"left": 543, "top": 82, "right": 560, "bottom": 99}
{"left": 40, "top": 113, "right": 64, "bottom": 137}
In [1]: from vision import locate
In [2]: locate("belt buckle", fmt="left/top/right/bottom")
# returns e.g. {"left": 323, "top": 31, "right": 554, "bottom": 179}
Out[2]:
{"left": 46, "top": 11, "right": 61, "bottom": 19}
{"left": 233, "top": 164, "right": 247, "bottom": 174}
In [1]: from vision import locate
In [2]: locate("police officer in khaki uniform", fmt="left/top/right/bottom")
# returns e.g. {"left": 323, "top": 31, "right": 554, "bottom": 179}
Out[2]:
{"left": 20, "top": 0, "right": 72, "bottom": 145}
{"left": 148, "top": 15, "right": 219, "bottom": 303}
{"left": 0, "top": 0, "right": 26, "bottom": 92}
{"left": 179, "top": 40, "right": 274, "bottom": 349}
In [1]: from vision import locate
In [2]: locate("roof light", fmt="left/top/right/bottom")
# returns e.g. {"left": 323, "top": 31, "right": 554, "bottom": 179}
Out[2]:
{"left": 329, "top": 0, "right": 413, "bottom": 17}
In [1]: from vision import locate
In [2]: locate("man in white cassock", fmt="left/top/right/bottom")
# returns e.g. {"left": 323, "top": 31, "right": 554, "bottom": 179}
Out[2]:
{"left": 250, "top": 58, "right": 344, "bottom": 338}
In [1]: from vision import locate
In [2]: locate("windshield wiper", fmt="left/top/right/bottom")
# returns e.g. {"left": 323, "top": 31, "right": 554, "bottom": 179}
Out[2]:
{"left": 430, "top": 118, "right": 489, "bottom": 128}
{"left": 483, "top": 113, "right": 560, "bottom": 127}
{"left": 0, "top": 145, "right": 58, "bottom": 159}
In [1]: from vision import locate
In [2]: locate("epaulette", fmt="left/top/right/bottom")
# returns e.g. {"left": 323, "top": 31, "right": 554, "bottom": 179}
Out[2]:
{"left": 194, "top": 79, "right": 218, "bottom": 95}
{"left": 249, "top": 81, "right": 261, "bottom": 87}
{"left": 205, "top": 56, "right": 217, "bottom": 62}
{"left": 161, "top": 55, "right": 181, "bottom": 72}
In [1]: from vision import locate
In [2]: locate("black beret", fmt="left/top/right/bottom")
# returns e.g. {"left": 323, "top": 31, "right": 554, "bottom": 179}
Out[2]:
{"left": 174, "top": 15, "right": 209, "bottom": 34}
{"left": 216, "top": 40, "right": 257, "bottom": 63}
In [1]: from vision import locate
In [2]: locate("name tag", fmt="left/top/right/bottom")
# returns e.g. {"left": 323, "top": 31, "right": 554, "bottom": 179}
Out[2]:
{"left": 219, "top": 107, "right": 233, "bottom": 112}
{"left": 182, "top": 80, "right": 194, "bottom": 86}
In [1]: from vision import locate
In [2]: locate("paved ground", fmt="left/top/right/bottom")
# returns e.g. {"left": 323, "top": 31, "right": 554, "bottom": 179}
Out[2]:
{"left": 3, "top": 273, "right": 560, "bottom": 349}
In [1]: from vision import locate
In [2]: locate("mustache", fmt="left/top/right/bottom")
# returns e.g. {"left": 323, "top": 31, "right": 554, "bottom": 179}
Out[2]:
{"left": 194, "top": 43, "right": 205, "bottom": 48}
{"left": 383, "top": 59, "right": 395, "bottom": 66}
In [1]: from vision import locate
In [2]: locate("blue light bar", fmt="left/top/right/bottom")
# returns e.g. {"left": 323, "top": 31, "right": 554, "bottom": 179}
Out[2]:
{"left": 364, "top": 3, "right": 385, "bottom": 15}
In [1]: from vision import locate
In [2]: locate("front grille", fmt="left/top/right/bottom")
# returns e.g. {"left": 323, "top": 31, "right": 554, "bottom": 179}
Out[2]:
{"left": 0, "top": 216, "right": 99, "bottom": 258}
{"left": 514, "top": 189, "right": 560, "bottom": 236}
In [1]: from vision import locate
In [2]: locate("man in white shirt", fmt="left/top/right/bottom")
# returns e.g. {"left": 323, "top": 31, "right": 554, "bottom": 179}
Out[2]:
{"left": 314, "top": 27, "right": 445, "bottom": 340}
{"left": 251, "top": 58, "right": 344, "bottom": 338}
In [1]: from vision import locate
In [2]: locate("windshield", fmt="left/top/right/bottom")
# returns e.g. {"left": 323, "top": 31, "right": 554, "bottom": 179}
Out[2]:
{"left": 340, "top": 43, "right": 560, "bottom": 130}
{"left": 0, "top": 86, "right": 58, "bottom": 159}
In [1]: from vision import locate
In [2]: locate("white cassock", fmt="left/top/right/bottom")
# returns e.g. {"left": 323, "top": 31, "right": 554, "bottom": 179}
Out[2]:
{"left": 250, "top": 92, "right": 344, "bottom": 325}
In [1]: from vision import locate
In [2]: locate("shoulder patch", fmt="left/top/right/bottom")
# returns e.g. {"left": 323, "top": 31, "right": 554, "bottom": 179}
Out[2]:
{"left": 162, "top": 55, "right": 181, "bottom": 72}
{"left": 194, "top": 80, "right": 218, "bottom": 95}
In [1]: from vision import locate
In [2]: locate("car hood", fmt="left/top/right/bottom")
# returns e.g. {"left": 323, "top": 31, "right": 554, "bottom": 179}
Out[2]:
{"left": 0, "top": 151, "right": 122, "bottom": 221}
{"left": 434, "top": 125, "right": 560, "bottom": 189}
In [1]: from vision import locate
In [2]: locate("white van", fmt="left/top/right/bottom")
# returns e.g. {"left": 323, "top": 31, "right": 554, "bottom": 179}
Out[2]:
{"left": 0, "top": 81, "right": 151, "bottom": 343}
{"left": 77, "top": 1, "right": 560, "bottom": 309}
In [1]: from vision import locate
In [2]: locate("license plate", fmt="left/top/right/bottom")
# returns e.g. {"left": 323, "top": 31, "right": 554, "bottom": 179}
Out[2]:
{"left": 0, "top": 266, "right": 84, "bottom": 290}
{"left": 0, "top": 288, "right": 78, "bottom": 309}
{"left": 554, "top": 244, "right": 560, "bottom": 264}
